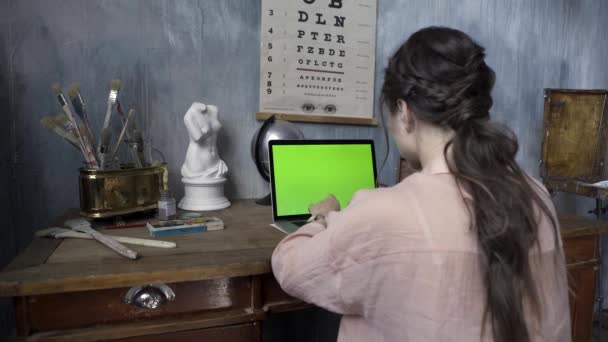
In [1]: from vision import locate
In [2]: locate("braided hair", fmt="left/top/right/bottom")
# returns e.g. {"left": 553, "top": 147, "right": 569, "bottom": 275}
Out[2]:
{"left": 381, "top": 27, "right": 559, "bottom": 342}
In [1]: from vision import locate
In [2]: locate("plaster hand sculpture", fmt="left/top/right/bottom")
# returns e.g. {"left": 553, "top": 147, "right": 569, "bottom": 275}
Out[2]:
{"left": 178, "top": 102, "right": 231, "bottom": 211}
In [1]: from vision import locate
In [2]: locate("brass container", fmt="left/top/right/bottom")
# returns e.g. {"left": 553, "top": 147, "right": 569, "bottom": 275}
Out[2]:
{"left": 79, "top": 164, "right": 169, "bottom": 218}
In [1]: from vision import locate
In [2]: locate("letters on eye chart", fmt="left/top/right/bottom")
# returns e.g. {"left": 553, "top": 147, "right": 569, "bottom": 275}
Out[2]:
{"left": 258, "top": 0, "right": 378, "bottom": 124}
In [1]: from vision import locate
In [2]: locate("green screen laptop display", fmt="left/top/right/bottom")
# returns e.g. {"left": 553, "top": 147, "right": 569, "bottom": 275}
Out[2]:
{"left": 270, "top": 140, "right": 377, "bottom": 218}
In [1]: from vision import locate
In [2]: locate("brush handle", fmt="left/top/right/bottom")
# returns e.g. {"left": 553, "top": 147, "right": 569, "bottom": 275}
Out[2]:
{"left": 116, "top": 103, "right": 142, "bottom": 167}
{"left": 81, "top": 112, "right": 97, "bottom": 154}
{"left": 132, "top": 130, "right": 147, "bottom": 167}
{"left": 91, "top": 230, "right": 139, "bottom": 259}
{"left": 46, "top": 125, "right": 81, "bottom": 151}
{"left": 98, "top": 153, "right": 111, "bottom": 170}
{"left": 103, "top": 223, "right": 147, "bottom": 230}
{"left": 130, "top": 143, "right": 144, "bottom": 168}
{"left": 83, "top": 119, "right": 97, "bottom": 153}
{"left": 110, "top": 109, "right": 135, "bottom": 164}
{"left": 136, "top": 146, "right": 146, "bottom": 167}
{"left": 137, "top": 150, "right": 146, "bottom": 167}
{"left": 98, "top": 127, "right": 113, "bottom": 169}
{"left": 62, "top": 136, "right": 82, "bottom": 151}
{"left": 78, "top": 226, "right": 139, "bottom": 259}
{"left": 130, "top": 149, "right": 142, "bottom": 167}
{"left": 71, "top": 95, "right": 97, "bottom": 154}
{"left": 79, "top": 126, "right": 98, "bottom": 165}
{"left": 102, "top": 97, "right": 114, "bottom": 130}
{"left": 57, "top": 129, "right": 80, "bottom": 147}
{"left": 99, "top": 95, "right": 115, "bottom": 154}
{"left": 110, "top": 236, "right": 175, "bottom": 248}
{"left": 56, "top": 231, "right": 175, "bottom": 248}
{"left": 79, "top": 117, "right": 97, "bottom": 156}
{"left": 63, "top": 105, "right": 99, "bottom": 168}
{"left": 53, "top": 92, "right": 96, "bottom": 167}
{"left": 116, "top": 101, "right": 135, "bottom": 140}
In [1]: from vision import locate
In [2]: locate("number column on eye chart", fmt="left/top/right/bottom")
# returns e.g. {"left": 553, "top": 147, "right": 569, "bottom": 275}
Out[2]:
{"left": 260, "top": 2, "right": 289, "bottom": 112}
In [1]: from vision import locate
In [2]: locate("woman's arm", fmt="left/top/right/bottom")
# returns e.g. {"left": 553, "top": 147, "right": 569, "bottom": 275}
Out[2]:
{"left": 271, "top": 190, "right": 378, "bottom": 315}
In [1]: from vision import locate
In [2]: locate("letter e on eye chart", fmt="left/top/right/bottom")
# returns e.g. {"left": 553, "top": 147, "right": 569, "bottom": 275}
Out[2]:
{"left": 259, "top": 0, "right": 377, "bottom": 121}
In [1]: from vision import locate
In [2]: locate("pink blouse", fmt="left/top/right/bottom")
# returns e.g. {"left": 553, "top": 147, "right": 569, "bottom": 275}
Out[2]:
{"left": 271, "top": 157, "right": 571, "bottom": 342}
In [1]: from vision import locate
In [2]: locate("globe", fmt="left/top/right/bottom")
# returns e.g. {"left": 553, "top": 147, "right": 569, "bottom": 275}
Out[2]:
{"left": 251, "top": 116, "right": 304, "bottom": 204}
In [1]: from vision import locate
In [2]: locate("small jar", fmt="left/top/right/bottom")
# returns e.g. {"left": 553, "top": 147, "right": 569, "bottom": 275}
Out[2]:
{"left": 158, "top": 189, "right": 177, "bottom": 221}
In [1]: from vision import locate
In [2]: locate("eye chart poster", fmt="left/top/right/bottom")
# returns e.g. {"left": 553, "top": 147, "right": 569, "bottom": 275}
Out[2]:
{"left": 258, "top": 0, "right": 377, "bottom": 125}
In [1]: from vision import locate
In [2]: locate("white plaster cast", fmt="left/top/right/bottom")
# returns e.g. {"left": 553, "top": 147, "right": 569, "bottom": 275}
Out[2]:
{"left": 179, "top": 102, "right": 230, "bottom": 211}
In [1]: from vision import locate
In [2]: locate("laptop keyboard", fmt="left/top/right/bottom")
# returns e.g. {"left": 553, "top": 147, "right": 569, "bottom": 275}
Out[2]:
{"left": 276, "top": 220, "right": 310, "bottom": 234}
{"left": 292, "top": 220, "right": 308, "bottom": 227}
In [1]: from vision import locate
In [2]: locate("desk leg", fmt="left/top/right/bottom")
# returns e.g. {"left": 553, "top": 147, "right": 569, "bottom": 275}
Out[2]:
{"left": 254, "top": 321, "right": 262, "bottom": 342}
{"left": 598, "top": 234, "right": 604, "bottom": 342}
{"left": 14, "top": 297, "right": 29, "bottom": 337}
{"left": 597, "top": 199, "right": 605, "bottom": 342}
{"left": 251, "top": 276, "right": 263, "bottom": 311}
{"left": 251, "top": 276, "right": 264, "bottom": 342}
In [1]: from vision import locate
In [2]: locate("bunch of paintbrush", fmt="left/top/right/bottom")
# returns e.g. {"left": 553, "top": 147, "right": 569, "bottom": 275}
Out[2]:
{"left": 98, "top": 80, "right": 147, "bottom": 169}
{"left": 109, "top": 109, "right": 135, "bottom": 168}
{"left": 68, "top": 84, "right": 96, "bottom": 154}
{"left": 117, "top": 99, "right": 146, "bottom": 167}
{"left": 44, "top": 80, "right": 148, "bottom": 170}
{"left": 52, "top": 83, "right": 98, "bottom": 168}
{"left": 40, "top": 115, "right": 81, "bottom": 151}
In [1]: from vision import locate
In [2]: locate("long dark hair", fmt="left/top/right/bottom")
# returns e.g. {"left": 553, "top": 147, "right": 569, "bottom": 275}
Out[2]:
{"left": 381, "top": 27, "right": 558, "bottom": 342}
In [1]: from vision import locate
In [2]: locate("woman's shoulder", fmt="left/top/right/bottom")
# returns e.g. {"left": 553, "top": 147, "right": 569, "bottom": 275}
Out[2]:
{"left": 349, "top": 181, "right": 414, "bottom": 211}
{"left": 337, "top": 177, "right": 427, "bottom": 230}
{"left": 393, "top": 170, "right": 461, "bottom": 200}
{"left": 327, "top": 185, "right": 422, "bottom": 265}
{"left": 349, "top": 172, "right": 453, "bottom": 211}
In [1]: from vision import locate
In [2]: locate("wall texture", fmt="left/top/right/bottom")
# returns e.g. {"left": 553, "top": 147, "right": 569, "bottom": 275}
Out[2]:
{"left": 1, "top": 0, "right": 18, "bottom": 336}
{"left": 1, "top": 0, "right": 608, "bottom": 340}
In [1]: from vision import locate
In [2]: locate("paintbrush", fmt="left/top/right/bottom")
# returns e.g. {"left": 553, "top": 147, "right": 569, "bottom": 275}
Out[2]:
{"left": 134, "top": 129, "right": 146, "bottom": 167}
{"left": 75, "top": 124, "right": 97, "bottom": 167}
{"left": 110, "top": 109, "right": 135, "bottom": 166}
{"left": 116, "top": 100, "right": 133, "bottom": 136}
{"left": 40, "top": 116, "right": 81, "bottom": 151}
{"left": 98, "top": 128, "right": 112, "bottom": 169}
{"left": 54, "top": 113, "right": 78, "bottom": 134}
{"left": 102, "top": 222, "right": 147, "bottom": 230}
{"left": 125, "top": 111, "right": 143, "bottom": 165}
{"left": 117, "top": 100, "right": 142, "bottom": 162}
{"left": 99, "top": 79, "right": 121, "bottom": 154}
{"left": 54, "top": 114, "right": 93, "bottom": 157}
{"left": 130, "top": 130, "right": 146, "bottom": 167}
{"left": 116, "top": 100, "right": 142, "bottom": 163}
{"left": 52, "top": 83, "right": 99, "bottom": 168}
{"left": 65, "top": 218, "right": 138, "bottom": 259}
{"left": 68, "top": 83, "right": 96, "bottom": 153}
{"left": 117, "top": 99, "right": 147, "bottom": 164}
{"left": 127, "top": 113, "right": 137, "bottom": 135}
{"left": 36, "top": 227, "right": 176, "bottom": 248}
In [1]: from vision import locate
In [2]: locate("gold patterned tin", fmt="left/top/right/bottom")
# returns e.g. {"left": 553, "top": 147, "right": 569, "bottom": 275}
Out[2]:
{"left": 79, "top": 164, "right": 168, "bottom": 218}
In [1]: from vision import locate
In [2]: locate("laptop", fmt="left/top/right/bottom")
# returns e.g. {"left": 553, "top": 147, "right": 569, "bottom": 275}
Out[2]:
{"left": 269, "top": 139, "right": 377, "bottom": 234}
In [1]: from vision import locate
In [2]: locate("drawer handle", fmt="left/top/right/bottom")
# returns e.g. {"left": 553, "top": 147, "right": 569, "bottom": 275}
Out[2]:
{"left": 124, "top": 284, "right": 176, "bottom": 309}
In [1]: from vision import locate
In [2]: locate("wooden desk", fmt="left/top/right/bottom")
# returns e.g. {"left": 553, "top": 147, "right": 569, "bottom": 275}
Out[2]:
{"left": 0, "top": 200, "right": 305, "bottom": 341}
{"left": 560, "top": 214, "right": 607, "bottom": 342}
{"left": 0, "top": 201, "right": 606, "bottom": 341}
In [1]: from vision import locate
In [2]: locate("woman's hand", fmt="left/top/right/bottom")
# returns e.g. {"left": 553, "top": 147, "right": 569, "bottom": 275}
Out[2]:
{"left": 308, "top": 194, "right": 341, "bottom": 226}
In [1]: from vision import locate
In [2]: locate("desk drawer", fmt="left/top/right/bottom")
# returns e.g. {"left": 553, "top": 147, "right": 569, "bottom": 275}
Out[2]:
{"left": 114, "top": 323, "right": 260, "bottom": 342}
{"left": 23, "top": 277, "right": 252, "bottom": 333}
{"left": 563, "top": 235, "right": 597, "bottom": 265}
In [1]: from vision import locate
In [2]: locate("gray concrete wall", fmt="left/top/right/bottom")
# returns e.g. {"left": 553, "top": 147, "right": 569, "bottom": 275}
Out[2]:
{"left": 1, "top": 0, "right": 18, "bottom": 337}
{"left": 2, "top": 0, "right": 608, "bottom": 340}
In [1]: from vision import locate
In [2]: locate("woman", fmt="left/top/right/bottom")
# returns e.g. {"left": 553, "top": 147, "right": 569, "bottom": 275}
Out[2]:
{"left": 272, "top": 27, "right": 570, "bottom": 342}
